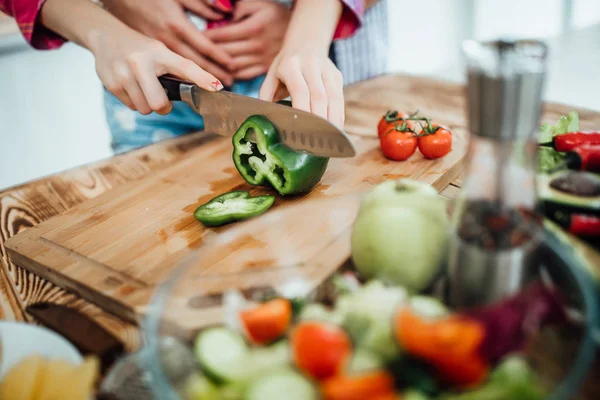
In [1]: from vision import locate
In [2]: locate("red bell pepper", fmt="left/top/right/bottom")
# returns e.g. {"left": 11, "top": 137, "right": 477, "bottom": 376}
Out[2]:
{"left": 554, "top": 132, "right": 600, "bottom": 152}
{"left": 394, "top": 282, "right": 566, "bottom": 388}
{"left": 565, "top": 214, "right": 600, "bottom": 236}
{"left": 568, "top": 144, "right": 600, "bottom": 173}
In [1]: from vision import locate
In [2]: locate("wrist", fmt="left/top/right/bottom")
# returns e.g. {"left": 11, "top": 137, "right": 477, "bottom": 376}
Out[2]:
{"left": 283, "top": 0, "right": 342, "bottom": 53}
{"left": 85, "top": 22, "right": 126, "bottom": 54}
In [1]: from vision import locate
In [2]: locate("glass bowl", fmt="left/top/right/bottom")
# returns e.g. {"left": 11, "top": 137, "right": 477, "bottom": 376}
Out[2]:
{"left": 141, "top": 194, "right": 599, "bottom": 400}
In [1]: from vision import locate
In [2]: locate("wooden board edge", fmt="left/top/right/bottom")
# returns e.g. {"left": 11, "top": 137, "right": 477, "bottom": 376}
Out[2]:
{"left": 5, "top": 234, "right": 140, "bottom": 325}
{"left": 430, "top": 156, "right": 466, "bottom": 193}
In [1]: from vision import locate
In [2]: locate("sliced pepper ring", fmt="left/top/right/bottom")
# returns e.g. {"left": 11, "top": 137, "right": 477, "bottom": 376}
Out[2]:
{"left": 232, "top": 115, "right": 329, "bottom": 196}
{"left": 193, "top": 191, "right": 275, "bottom": 227}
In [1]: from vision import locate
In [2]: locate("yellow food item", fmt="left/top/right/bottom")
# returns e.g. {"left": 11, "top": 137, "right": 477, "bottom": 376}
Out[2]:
{"left": 0, "top": 355, "right": 99, "bottom": 400}
{"left": 34, "top": 359, "right": 77, "bottom": 400}
{"left": 55, "top": 357, "right": 99, "bottom": 400}
{"left": 0, "top": 355, "right": 44, "bottom": 400}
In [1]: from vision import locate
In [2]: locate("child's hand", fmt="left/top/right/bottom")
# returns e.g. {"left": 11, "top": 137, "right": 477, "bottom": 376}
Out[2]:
{"left": 259, "top": 49, "right": 344, "bottom": 127}
{"left": 204, "top": 0, "right": 292, "bottom": 81}
{"left": 91, "top": 28, "right": 222, "bottom": 115}
{"left": 257, "top": 0, "right": 345, "bottom": 127}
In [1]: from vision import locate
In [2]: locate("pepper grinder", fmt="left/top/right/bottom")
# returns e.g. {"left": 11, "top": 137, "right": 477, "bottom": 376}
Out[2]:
{"left": 446, "top": 39, "right": 549, "bottom": 309}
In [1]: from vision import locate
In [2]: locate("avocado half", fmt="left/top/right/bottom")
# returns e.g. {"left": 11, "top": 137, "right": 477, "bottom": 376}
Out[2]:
{"left": 538, "top": 170, "right": 600, "bottom": 217}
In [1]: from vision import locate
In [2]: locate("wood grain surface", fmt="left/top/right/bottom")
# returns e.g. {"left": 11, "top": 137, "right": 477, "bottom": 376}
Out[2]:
{"left": 1, "top": 75, "right": 599, "bottom": 391}
{"left": 5, "top": 75, "right": 474, "bottom": 334}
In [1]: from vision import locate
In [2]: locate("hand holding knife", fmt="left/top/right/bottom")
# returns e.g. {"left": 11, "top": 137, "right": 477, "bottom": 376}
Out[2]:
{"left": 158, "top": 75, "right": 356, "bottom": 158}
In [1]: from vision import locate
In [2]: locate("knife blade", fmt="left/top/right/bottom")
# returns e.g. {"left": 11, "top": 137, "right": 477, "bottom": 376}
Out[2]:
{"left": 26, "top": 303, "right": 125, "bottom": 374}
{"left": 159, "top": 75, "right": 356, "bottom": 158}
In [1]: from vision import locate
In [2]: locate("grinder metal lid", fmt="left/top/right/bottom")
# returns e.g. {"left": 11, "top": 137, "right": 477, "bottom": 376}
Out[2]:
{"left": 463, "top": 39, "right": 549, "bottom": 141}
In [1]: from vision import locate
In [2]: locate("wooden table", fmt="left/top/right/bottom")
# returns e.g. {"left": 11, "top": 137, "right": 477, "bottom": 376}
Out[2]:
{"left": 1, "top": 75, "right": 598, "bottom": 398}
{"left": 0, "top": 133, "right": 468, "bottom": 350}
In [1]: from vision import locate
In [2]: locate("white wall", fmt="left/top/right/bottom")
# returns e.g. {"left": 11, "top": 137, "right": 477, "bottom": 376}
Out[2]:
{"left": 0, "top": 44, "right": 112, "bottom": 189}
{"left": 473, "top": 0, "right": 564, "bottom": 40}
{"left": 573, "top": 0, "right": 600, "bottom": 28}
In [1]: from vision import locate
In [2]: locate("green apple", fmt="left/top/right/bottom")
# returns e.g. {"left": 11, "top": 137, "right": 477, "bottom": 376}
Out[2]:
{"left": 359, "top": 179, "right": 444, "bottom": 220}
{"left": 351, "top": 180, "right": 449, "bottom": 291}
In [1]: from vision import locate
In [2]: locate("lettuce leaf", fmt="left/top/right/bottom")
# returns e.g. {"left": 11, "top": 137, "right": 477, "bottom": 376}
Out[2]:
{"left": 537, "top": 111, "right": 580, "bottom": 174}
{"left": 538, "top": 111, "right": 580, "bottom": 143}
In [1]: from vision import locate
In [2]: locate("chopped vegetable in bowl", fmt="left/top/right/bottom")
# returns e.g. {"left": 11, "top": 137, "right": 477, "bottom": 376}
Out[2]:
{"left": 160, "top": 275, "right": 573, "bottom": 400}
{"left": 142, "top": 190, "right": 598, "bottom": 400}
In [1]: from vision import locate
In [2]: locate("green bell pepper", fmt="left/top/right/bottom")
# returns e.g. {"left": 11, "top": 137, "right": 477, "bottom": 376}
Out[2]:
{"left": 232, "top": 115, "right": 329, "bottom": 195}
{"left": 193, "top": 191, "right": 275, "bottom": 227}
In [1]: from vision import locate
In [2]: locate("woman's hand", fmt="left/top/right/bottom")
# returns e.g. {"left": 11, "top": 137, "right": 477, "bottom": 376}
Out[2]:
{"left": 91, "top": 28, "right": 222, "bottom": 115}
{"left": 40, "top": 0, "right": 222, "bottom": 114}
{"left": 102, "top": 0, "right": 234, "bottom": 86}
{"left": 258, "top": 0, "right": 345, "bottom": 127}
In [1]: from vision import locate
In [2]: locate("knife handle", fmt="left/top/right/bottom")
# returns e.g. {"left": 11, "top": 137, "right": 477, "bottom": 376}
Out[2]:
{"left": 158, "top": 75, "right": 190, "bottom": 102}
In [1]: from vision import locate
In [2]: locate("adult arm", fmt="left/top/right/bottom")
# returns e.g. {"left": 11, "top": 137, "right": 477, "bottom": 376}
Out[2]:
{"left": 101, "top": 0, "right": 235, "bottom": 86}
{"left": 0, "top": 0, "right": 222, "bottom": 114}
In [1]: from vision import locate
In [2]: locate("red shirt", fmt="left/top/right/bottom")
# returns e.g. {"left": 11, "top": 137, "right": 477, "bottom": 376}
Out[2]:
{"left": 0, "top": 0, "right": 364, "bottom": 50}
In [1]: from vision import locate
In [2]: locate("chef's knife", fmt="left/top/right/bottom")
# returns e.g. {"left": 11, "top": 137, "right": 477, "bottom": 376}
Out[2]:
{"left": 158, "top": 75, "right": 356, "bottom": 158}
{"left": 26, "top": 303, "right": 125, "bottom": 374}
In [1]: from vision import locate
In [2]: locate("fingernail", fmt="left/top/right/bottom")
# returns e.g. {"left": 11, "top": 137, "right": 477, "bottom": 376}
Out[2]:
{"left": 211, "top": 79, "right": 224, "bottom": 91}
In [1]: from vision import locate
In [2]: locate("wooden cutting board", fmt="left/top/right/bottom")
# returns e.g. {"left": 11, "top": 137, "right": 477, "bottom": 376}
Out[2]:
{"left": 5, "top": 75, "right": 475, "bottom": 335}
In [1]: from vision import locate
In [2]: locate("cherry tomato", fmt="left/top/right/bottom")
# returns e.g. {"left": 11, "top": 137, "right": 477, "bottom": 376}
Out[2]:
{"left": 291, "top": 322, "right": 352, "bottom": 381}
{"left": 380, "top": 128, "right": 418, "bottom": 161}
{"left": 377, "top": 111, "right": 414, "bottom": 138}
{"left": 417, "top": 124, "right": 452, "bottom": 159}
{"left": 240, "top": 298, "right": 292, "bottom": 345}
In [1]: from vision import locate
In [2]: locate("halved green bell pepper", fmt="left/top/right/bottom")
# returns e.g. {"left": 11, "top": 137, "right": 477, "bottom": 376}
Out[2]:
{"left": 193, "top": 191, "right": 275, "bottom": 227}
{"left": 232, "top": 115, "right": 329, "bottom": 195}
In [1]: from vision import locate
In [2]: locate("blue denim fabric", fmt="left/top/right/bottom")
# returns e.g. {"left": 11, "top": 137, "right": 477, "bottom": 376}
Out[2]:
{"left": 104, "top": 75, "right": 266, "bottom": 154}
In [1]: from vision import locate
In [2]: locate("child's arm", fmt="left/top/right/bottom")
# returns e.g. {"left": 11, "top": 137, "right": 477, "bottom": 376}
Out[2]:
{"left": 1, "top": 0, "right": 222, "bottom": 115}
{"left": 258, "top": 0, "right": 366, "bottom": 127}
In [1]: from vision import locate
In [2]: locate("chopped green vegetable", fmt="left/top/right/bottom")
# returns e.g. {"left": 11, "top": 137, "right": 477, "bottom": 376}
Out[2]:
{"left": 232, "top": 115, "right": 329, "bottom": 195}
{"left": 537, "top": 111, "right": 580, "bottom": 174}
{"left": 193, "top": 191, "right": 275, "bottom": 227}
{"left": 538, "top": 111, "right": 580, "bottom": 143}
{"left": 183, "top": 373, "right": 220, "bottom": 400}
{"left": 439, "top": 356, "right": 545, "bottom": 400}
{"left": 403, "top": 390, "right": 431, "bottom": 400}
{"left": 538, "top": 147, "right": 566, "bottom": 174}
{"left": 335, "top": 281, "right": 407, "bottom": 361}
{"left": 386, "top": 356, "right": 441, "bottom": 396}
{"left": 347, "top": 349, "right": 383, "bottom": 373}
{"left": 245, "top": 368, "right": 318, "bottom": 400}
{"left": 298, "top": 304, "right": 342, "bottom": 325}
{"left": 409, "top": 296, "right": 448, "bottom": 319}
{"left": 194, "top": 327, "right": 249, "bottom": 384}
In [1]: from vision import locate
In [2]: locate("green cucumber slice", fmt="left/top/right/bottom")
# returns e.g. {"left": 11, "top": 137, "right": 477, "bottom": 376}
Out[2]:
{"left": 245, "top": 368, "right": 318, "bottom": 400}
{"left": 194, "top": 327, "right": 249, "bottom": 384}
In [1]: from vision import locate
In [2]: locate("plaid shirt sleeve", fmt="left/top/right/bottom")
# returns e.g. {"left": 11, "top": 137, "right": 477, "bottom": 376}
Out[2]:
{"left": 0, "top": 0, "right": 66, "bottom": 50}
{"left": 333, "top": 0, "right": 365, "bottom": 40}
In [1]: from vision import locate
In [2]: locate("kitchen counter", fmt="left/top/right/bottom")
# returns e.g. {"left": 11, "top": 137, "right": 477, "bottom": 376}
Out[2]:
{"left": 1, "top": 73, "right": 599, "bottom": 398}
{"left": 0, "top": 76, "right": 464, "bottom": 345}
